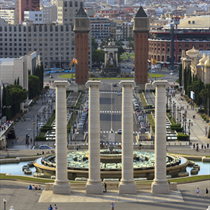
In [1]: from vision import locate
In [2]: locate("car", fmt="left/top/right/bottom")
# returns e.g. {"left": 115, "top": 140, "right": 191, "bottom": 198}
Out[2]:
{"left": 113, "top": 83, "right": 117, "bottom": 87}
{"left": 117, "top": 92, "right": 121, "bottom": 96}
{"left": 170, "top": 73, "right": 175, "bottom": 76}
{"left": 152, "top": 70, "right": 156, "bottom": 73}
{"left": 118, "top": 129, "right": 122, "bottom": 134}
{"left": 39, "top": 145, "right": 52, "bottom": 149}
{"left": 49, "top": 76, "right": 54, "bottom": 78}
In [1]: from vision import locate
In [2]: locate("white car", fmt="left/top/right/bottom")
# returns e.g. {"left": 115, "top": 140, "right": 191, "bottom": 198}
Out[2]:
{"left": 39, "top": 145, "right": 52, "bottom": 149}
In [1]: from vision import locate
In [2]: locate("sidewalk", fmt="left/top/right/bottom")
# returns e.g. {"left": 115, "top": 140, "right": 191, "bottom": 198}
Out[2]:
{"left": 172, "top": 93, "right": 210, "bottom": 145}
{"left": 8, "top": 89, "right": 55, "bottom": 147}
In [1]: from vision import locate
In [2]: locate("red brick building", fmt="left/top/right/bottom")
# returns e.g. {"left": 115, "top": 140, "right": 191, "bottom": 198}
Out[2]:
{"left": 15, "top": 0, "right": 40, "bottom": 24}
{"left": 133, "top": 6, "right": 149, "bottom": 88}
{"left": 148, "top": 16, "right": 210, "bottom": 64}
{"left": 73, "top": 2, "right": 90, "bottom": 85}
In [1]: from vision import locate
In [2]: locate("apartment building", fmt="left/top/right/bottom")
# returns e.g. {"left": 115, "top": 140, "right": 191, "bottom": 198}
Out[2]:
{"left": 0, "top": 24, "right": 73, "bottom": 68}
{"left": 15, "top": 0, "right": 40, "bottom": 24}
{"left": 57, "top": 0, "right": 80, "bottom": 26}
{"left": 24, "top": 5, "right": 57, "bottom": 24}
{"left": 90, "top": 17, "right": 111, "bottom": 40}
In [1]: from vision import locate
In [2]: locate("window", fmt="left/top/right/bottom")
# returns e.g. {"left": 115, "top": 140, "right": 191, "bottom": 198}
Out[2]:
{"left": 199, "top": 44, "right": 203, "bottom": 47}
{"left": 75, "top": 1, "right": 78, "bottom": 7}
{"left": 70, "top": 1, "right": 72, "bottom": 6}
{"left": 35, "top": 14, "right": 38, "bottom": 17}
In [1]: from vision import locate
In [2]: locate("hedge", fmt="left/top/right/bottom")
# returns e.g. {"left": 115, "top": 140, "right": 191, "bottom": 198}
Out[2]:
{"left": 166, "top": 109, "right": 171, "bottom": 113}
{"left": 171, "top": 124, "right": 183, "bottom": 132}
{"left": 198, "top": 109, "right": 204, "bottom": 113}
{"left": 35, "top": 136, "right": 46, "bottom": 141}
{"left": 40, "top": 125, "right": 53, "bottom": 132}
{"left": 144, "top": 105, "right": 153, "bottom": 109}
{"left": 177, "top": 133, "right": 189, "bottom": 140}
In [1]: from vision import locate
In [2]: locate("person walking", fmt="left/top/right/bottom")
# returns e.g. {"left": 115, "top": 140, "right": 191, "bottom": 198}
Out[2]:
{"left": 48, "top": 205, "right": 53, "bottom": 210}
{"left": 104, "top": 182, "right": 107, "bottom": 192}
{"left": 206, "top": 188, "right": 209, "bottom": 197}
{"left": 196, "top": 188, "right": 200, "bottom": 197}
{"left": 53, "top": 204, "right": 58, "bottom": 210}
{"left": 109, "top": 201, "right": 116, "bottom": 210}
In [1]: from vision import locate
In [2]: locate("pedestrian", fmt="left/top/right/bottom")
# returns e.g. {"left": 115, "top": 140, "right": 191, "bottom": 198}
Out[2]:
{"left": 193, "top": 144, "right": 195, "bottom": 149}
{"left": 166, "top": 146, "right": 168, "bottom": 152}
{"left": 206, "top": 188, "right": 208, "bottom": 196}
{"left": 196, "top": 188, "right": 200, "bottom": 196}
{"left": 204, "top": 146, "right": 206, "bottom": 152}
{"left": 104, "top": 182, "right": 107, "bottom": 192}
{"left": 48, "top": 205, "right": 53, "bottom": 210}
{"left": 53, "top": 204, "right": 58, "bottom": 210}
{"left": 202, "top": 144, "right": 203, "bottom": 149}
{"left": 109, "top": 201, "right": 116, "bottom": 210}
{"left": 30, "top": 138, "right": 32, "bottom": 144}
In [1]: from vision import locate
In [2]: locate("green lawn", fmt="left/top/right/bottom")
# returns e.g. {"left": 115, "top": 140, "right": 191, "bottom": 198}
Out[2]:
{"left": 59, "top": 73, "right": 164, "bottom": 80}
{"left": 120, "top": 52, "right": 135, "bottom": 60}
{"left": 59, "top": 74, "right": 75, "bottom": 79}
{"left": 148, "top": 73, "right": 165, "bottom": 78}
{"left": 139, "top": 93, "right": 147, "bottom": 106}
{"left": 1, "top": 173, "right": 209, "bottom": 185}
{"left": 146, "top": 113, "right": 155, "bottom": 130}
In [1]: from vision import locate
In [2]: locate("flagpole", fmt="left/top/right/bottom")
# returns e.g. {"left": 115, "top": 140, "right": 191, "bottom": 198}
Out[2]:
{"left": 151, "top": 60, "right": 152, "bottom": 82}
{"left": 71, "top": 63, "right": 73, "bottom": 81}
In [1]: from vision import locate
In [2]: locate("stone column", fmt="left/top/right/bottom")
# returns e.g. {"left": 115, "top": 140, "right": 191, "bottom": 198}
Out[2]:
{"left": 52, "top": 81, "right": 71, "bottom": 194}
{"left": 119, "top": 80, "right": 136, "bottom": 194}
{"left": 151, "top": 80, "right": 170, "bottom": 194}
{"left": 85, "top": 80, "right": 103, "bottom": 194}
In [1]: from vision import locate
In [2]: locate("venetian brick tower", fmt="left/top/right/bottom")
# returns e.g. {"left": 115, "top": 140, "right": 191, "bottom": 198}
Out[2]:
{"left": 133, "top": 6, "right": 149, "bottom": 89}
{"left": 73, "top": 2, "right": 90, "bottom": 86}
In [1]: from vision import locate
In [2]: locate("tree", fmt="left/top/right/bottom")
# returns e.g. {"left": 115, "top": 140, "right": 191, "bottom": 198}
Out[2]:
{"left": 184, "top": 68, "right": 187, "bottom": 92}
{"left": 179, "top": 64, "right": 182, "bottom": 86}
{"left": 17, "top": 77, "right": 19, "bottom": 85}
{"left": 14, "top": 79, "right": 16, "bottom": 85}
{"left": 127, "top": 37, "right": 134, "bottom": 41}
{"left": 3, "top": 85, "right": 27, "bottom": 119}
{"left": 92, "top": 38, "right": 98, "bottom": 52}
{"left": 28, "top": 75, "right": 40, "bottom": 99}
{"left": 92, "top": 50, "right": 104, "bottom": 65}
{"left": 126, "top": 40, "right": 134, "bottom": 52}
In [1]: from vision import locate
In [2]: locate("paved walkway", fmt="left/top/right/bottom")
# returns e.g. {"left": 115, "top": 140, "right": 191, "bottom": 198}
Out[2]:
{"left": 1, "top": 180, "right": 210, "bottom": 210}
{"left": 172, "top": 93, "right": 210, "bottom": 145}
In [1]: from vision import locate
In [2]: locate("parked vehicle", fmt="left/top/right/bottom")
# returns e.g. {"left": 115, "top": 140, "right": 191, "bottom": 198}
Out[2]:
{"left": 39, "top": 145, "right": 52, "bottom": 149}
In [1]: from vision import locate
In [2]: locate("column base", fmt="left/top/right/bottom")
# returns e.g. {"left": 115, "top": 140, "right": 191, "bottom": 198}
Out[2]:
{"left": 151, "top": 180, "right": 170, "bottom": 194}
{"left": 53, "top": 180, "right": 71, "bottom": 195}
{"left": 86, "top": 181, "right": 103, "bottom": 194}
{"left": 119, "top": 180, "right": 137, "bottom": 194}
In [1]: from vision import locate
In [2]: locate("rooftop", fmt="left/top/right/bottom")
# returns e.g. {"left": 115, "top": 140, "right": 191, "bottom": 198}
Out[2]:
{"left": 0, "top": 58, "right": 17, "bottom": 66}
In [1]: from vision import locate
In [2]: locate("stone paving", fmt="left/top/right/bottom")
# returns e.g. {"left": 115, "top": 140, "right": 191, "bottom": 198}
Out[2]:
{"left": 38, "top": 189, "right": 184, "bottom": 203}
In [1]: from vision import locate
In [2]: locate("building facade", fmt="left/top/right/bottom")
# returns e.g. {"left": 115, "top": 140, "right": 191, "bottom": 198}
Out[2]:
{"left": 24, "top": 5, "right": 57, "bottom": 24}
{"left": 0, "top": 9, "right": 14, "bottom": 25}
{"left": 0, "top": 51, "right": 39, "bottom": 91}
{"left": 148, "top": 16, "right": 210, "bottom": 64}
{"left": 0, "top": 24, "right": 73, "bottom": 68}
{"left": 90, "top": 17, "right": 111, "bottom": 40}
{"left": 15, "top": 0, "right": 40, "bottom": 24}
{"left": 57, "top": 0, "right": 80, "bottom": 26}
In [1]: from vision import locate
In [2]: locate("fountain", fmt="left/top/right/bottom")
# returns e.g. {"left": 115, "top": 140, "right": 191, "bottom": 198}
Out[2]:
{"left": 33, "top": 149, "right": 189, "bottom": 180}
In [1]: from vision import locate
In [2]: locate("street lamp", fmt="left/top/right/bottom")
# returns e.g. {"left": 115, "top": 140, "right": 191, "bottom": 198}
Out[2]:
{"left": 3, "top": 198, "right": 6, "bottom": 210}
{"left": 188, "top": 119, "right": 191, "bottom": 145}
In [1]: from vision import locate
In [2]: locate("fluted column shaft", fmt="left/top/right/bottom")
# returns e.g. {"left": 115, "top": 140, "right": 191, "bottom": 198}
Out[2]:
{"left": 53, "top": 81, "right": 70, "bottom": 195}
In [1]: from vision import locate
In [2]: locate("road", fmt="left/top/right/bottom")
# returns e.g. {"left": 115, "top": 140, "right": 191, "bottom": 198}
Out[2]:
{"left": 99, "top": 81, "right": 138, "bottom": 143}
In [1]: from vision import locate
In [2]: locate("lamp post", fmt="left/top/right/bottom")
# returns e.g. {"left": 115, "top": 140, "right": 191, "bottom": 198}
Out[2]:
{"left": 179, "top": 108, "right": 181, "bottom": 125}
{"left": 3, "top": 198, "right": 6, "bottom": 210}
{"left": 184, "top": 118, "right": 187, "bottom": 135}
{"left": 33, "top": 116, "right": 35, "bottom": 147}
{"left": 182, "top": 114, "right": 185, "bottom": 134}
{"left": 188, "top": 119, "right": 191, "bottom": 145}
{"left": 166, "top": 93, "right": 169, "bottom": 109}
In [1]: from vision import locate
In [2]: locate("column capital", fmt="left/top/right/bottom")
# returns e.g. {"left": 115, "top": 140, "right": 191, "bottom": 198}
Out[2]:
{"left": 85, "top": 80, "right": 102, "bottom": 88}
{"left": 119, "top": 80, "right": 136, "bottom": 88}
{"left": 152, "top": 80, "right": 170, "bottom": 89}
{"left": 52, "top": 81, "right": 70, "bottom": 88}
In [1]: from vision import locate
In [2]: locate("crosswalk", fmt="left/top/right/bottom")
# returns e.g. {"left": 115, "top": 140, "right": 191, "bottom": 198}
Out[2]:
{"left": 99, "top": 131, "right": 139, "bottom": 134}
{"left": 100, "top": 91, "right": 118, "bottom": 94}
{"left": 100, "top": 111, "right": 121, "bottom": 114}
{"left": 100, "top": 111, "right": 136, "bottom": 114}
